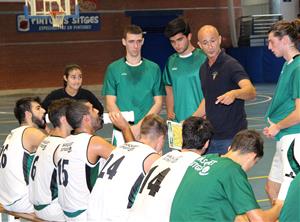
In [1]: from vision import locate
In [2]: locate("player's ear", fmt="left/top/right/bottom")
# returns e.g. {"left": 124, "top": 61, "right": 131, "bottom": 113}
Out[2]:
{"left": 122, "top": 38, "right": 126, "bottom": 46}
{"left": 203, "top": 140, "right": 209, "bottom": 149}
{"left": 63, "top": 75, "right": 68, "bottom": 82}
{"left": 227, "top": 145, "right": 231, "bottom": 152}
{"left": 25, "top": 110, "right": 32, "bottom": 119}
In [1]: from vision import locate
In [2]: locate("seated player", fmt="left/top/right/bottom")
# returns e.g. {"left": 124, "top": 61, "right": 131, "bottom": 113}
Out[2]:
{"left": 87, "top": 114, "right": 167, "bottom": 222}
{"left": 0, "top": 97, "right": 46, "bottom": 213}
{"left": 170, "top": 130, "right": 283, "bottom": 222}
{"left": 128, "top": 116, "right": 213, "bottom": 222}
{"left": 54, "top": 100, "right": 133, "bottom": 221}
{"left": 29, "top": 98, "right": 74, "bottom": 221}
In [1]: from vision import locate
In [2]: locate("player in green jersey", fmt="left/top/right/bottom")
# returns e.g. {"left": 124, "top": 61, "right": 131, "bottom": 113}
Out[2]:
{"left": 163, "top": 17, "right": 206, "bottom": 122}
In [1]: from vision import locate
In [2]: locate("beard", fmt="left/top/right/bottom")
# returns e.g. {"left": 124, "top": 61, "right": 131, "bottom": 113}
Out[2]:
{"left": 92, "top": 114, "right": 104, "bottom": 132}
{"left": 32, "top": 114, "right": 46, "bottom": 129}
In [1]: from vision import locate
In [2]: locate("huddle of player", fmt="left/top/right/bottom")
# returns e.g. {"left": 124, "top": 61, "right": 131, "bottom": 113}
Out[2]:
{"left": 0, "top": 95, "right": 288, "bottom": 222}
{"left": 1, "top": 16, "right": 300, "bottom": 222}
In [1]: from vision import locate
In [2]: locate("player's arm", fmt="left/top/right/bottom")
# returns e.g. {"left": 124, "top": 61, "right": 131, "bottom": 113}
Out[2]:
{"left": 105, "top": 95, "right": 120, "bottom": 112}
{"left": 234, "top": 214, "right": 249, "bottom": 222}
{"left": 216, "top": 79, "right": 256, "bottom": 105}
{"left": 23, "top": 127, "right": 47, "bottom": 153}
{"left": 165, "top": 86, "right": 175, "bottom": 120}
{"left": 193, "top": 99, "right": 206, "bottom": 117}
{"left": 109, "top": 111, "right": 134, "bottom": 142}
{"left": 132, "top": 96, "right": 163, "bottom": 138}
{"left": 87, "top": 136, "right": 115, "bottom": 164}
{"left": 264, "top": 98, "right": 300, "bottom": 137}
{"left": 145, "top": 95, "right": 163, "bottom": 117}
{"left": 245, "top": 200, "right": 283, "bottom": 222}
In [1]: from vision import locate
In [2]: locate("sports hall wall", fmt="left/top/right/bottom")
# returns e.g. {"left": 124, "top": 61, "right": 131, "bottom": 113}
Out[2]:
{"left": 0, "top": 0, "right": 241, "bottom": 90}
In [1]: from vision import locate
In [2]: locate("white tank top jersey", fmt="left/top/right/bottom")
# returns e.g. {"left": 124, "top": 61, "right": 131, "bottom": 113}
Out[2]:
{"left": 29, "top": 135, "right": 65, "bottom": 206}
{"left": 87, "top": 141, "right": 156, "bottom": 222}
{"left": 55, "top": 133, "right": 103, "bottom": 218}
{"left": 0, "top": 126, "right": 33, "bottom": 205}
{"left": 128, "top": 150, "right": 200, "bottom": 222}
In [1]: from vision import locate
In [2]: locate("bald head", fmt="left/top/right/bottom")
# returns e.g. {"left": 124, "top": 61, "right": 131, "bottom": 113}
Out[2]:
{"left": 198, "top": 25, "right": 220, "bottom": 39}
{"left": 197, "top": 25, "right": 222, "bottom": 61}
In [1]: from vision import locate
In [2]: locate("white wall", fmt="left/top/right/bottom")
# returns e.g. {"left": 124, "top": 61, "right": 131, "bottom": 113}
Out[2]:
{"left": 280, "top": 0, "right": 299, "bottom": 20}
{"left": 241, "top": 0, "right": 269, "bottom": 15}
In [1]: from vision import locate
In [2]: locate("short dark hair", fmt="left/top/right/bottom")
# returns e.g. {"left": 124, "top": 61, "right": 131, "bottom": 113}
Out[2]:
{"left": 63, "top": 64, "right": 82, "bottom": 87}
{"left": 268, "top": 19, "right": 300, "bottom": 47}
{"left": 123, "top": 24, "right": 143, "bottom": 39}
{"left": 14, "top": 97, "right": 41, "bottom": 124}
{"left": 182, "top": 117, "right": 213, "bottom": 150}
{"left": 65, "top": 100, "right": 89, "bottom": 129}
{"left": 230, "top": 130, "right": 264, "bottom": 158}
{"left": 48, "top": 98, "right": 75, "bottom": 128}
{"left": 140, "top": 114, "right": 167, "bottom": 140}
{"left": 164, "top": 17, "right": 191, "bottom": 38}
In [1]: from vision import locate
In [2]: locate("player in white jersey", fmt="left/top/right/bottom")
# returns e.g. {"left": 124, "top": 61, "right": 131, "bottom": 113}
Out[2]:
{"left": 54, "top": 100, "right": 133, "bottom": 221}
{"left": 128, "top": 116, "right": 213, "bottom": 222}
{"left": 29, "top": 98, "right": 74, "bottom": 221}
{"left": 0, "top": 97, "right": 46, "bottom": 213}
{"left": 87, "top": 114, "right": 167, "bottom": 222}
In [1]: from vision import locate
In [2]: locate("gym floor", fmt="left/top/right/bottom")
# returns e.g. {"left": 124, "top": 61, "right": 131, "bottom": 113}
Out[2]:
{"left": 0, "top": 83, "right": 276, "bottom": 209}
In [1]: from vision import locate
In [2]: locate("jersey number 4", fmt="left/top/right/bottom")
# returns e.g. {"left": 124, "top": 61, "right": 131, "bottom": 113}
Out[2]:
{"left": 0, "top": 144, "right": 8, "bottom": 168}
{"left": 139, "top": 166, "right": 171, "bottom": 197}
{"left": 98, "top": 154, "right": 125, "bottom": 180}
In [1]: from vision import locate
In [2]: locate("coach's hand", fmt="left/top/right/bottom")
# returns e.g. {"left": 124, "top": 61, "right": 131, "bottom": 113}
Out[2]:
{"left": 215, "top": 90, "right": 236, "bottom": 105}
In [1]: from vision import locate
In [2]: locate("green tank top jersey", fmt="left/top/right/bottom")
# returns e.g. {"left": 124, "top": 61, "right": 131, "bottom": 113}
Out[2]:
{"left": 279, "top": 173, "right": 300, "bottom": 222}
{"left": 265, "top": 56, "right": 300, "bottom": 140}
{"left": 170, "top": 154, "right": 259, "bottom": 222}
{"left": 102, "top": 58, "right": 165, "bottom": 124}
{"left": 163, "top": 48, "right": 206, "bottom": 122}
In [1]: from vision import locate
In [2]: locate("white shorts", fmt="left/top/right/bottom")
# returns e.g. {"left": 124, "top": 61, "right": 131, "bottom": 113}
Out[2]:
{"left": 3, "top": 193, "right": 34, "bottom": 213}
{"left": 112, "top": 129, "right": 125, "bottom": 146}
{"left": 268, "top": 133, "right": 300, "bottom": 200}
{"left": 34, "top": 199, "right": 65, "bottom": 221}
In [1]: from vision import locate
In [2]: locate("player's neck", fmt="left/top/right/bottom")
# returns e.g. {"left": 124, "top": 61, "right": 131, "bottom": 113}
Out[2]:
{"left": 284, "top": 47, "right": 300, "bottom": 62}
{"left": 125, "top": 55, "right": 142, "bottom": 66}
{"left": 73, "top": 126, "right": 94, "bottom": 135}
{"left": 50, "top": 127, "right": 70, "bottom": 138}
{"left": 179, "top": 44, "right": 194, "bottom": 57}
{"left": 181, "top": 148, "right": 203, "bottom": 155}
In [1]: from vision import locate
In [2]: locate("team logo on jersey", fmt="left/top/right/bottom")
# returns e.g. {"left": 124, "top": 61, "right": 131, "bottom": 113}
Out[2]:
{"left": 60, "top": 142, "right": 73, "bottom": 153}
{"left": 212, "top": 71, "right": 218, "bottom": 80}
{"left": 190, "top": 156, "right": 218, "bottom": 176}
